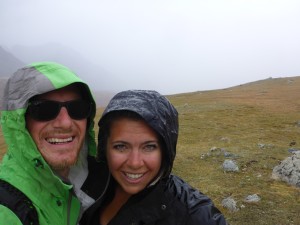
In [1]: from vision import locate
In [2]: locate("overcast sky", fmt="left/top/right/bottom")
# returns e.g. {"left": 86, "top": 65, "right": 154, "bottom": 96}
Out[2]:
{"left": 1, "top": 0, "right": 300, "bottom": 94}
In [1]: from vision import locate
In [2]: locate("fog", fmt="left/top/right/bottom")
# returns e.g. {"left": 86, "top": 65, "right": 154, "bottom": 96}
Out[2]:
{"left": 1, "top": 0, "right": 300, "bottom": 94}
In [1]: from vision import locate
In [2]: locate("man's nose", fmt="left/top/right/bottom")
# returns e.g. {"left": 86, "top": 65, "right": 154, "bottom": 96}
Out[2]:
{"left": 52, "top": 107, "right": 72, "bottom": 128}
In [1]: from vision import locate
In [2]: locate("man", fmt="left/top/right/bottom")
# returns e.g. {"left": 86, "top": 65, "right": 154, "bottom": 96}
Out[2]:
{"left": 0, "top": 62, "right": 102, "bottom": 225}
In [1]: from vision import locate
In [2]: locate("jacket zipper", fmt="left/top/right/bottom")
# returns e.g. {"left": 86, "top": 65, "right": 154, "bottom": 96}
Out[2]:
{"left": 67, "top": 191, "right": 72, "bottom": 225}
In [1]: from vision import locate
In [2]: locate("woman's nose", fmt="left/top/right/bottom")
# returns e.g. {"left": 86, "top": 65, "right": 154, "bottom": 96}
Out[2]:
{"left": 127, "top": 150, "right": 144, "bottom": 168}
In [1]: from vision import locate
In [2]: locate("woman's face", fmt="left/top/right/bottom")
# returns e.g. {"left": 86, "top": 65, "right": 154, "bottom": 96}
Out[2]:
{"left": 106, "top": 117, "right": 162, "bottom": 196}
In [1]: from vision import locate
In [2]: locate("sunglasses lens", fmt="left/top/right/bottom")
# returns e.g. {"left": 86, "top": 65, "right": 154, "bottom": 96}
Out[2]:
{"left": 27, "top": 100, "right": 92, "bottom": 121}
{"left": 67, "top": 100, "right": 92, "bottom": 120}
{"left": 28, "top": 101, "right": 60, "bottom": 121}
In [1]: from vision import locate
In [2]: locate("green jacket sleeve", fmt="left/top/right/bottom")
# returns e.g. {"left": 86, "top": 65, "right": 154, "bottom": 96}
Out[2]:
{"left": 0, "top": 205, "right": 23, "bottom": 225}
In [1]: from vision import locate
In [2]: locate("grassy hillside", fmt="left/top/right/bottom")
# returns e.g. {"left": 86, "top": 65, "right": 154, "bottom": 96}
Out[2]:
{"left": 1, "top": 77, "right": 300, "bottom": 224}
{"left": 168, "top": 77, "right": 300, "bottom": 225}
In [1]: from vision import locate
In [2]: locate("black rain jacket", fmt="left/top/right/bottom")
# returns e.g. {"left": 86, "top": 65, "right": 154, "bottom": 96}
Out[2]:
{"left": 80, "top": 90, "right": 227, "bottom": 225}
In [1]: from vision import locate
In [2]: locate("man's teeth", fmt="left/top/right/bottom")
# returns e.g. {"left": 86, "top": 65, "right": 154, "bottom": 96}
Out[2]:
{"left": 126, "top": 173, "right": 143, "bottom": 179}
{"left": 46, "top": 137, "right": 73, "bottom": 144}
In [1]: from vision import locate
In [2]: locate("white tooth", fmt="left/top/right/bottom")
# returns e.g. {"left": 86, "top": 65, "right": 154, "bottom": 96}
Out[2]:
{"left": 126, "top": 173, "right": 143, "bottom": 179}
{"left": 47, "top": 137, "right": 73, "bottom": 143}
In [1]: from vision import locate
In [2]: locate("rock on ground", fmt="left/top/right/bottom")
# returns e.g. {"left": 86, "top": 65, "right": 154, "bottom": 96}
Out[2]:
{"left": 272, "top": 151, "right": 300, "bottom": 188}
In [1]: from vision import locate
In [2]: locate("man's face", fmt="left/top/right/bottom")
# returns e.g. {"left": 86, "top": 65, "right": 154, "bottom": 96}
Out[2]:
{"left": 26, "top": 85, "right": 87, "bottom": 176}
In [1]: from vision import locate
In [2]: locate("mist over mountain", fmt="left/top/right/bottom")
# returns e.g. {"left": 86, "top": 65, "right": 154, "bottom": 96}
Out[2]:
{"left": 0, "top": 46, "right": 25, "bottom": 77}
{"left": 1, "top": 44, "right": 116, "bottom": 106}
{"left": 9, "top": 43, "right": 116, "bottom": 91}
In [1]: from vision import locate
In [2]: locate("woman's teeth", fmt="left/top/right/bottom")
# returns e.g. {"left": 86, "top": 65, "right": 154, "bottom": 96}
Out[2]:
{"left": 126, "top": 173, "right": 143, "bottom": 179}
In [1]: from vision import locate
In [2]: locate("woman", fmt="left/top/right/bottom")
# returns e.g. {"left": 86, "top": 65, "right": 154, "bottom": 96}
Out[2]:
{"left": 80, "top": 90, "right": 227, "bottom": 225}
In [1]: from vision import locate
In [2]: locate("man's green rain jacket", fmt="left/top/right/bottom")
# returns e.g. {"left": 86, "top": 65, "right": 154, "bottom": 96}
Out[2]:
{"left": 0, "top": 62, "right": 102, "bottom": 225}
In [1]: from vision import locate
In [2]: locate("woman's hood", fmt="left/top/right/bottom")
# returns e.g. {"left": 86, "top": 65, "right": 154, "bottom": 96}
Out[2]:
{"left": 98, "top": 90, "right": 178, "bottom": 177}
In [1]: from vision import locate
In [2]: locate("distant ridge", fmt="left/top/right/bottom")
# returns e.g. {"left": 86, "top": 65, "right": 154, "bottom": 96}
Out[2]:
{"left": 170, "top": 76, "right": 300, "bottom": 113}
{"left": 0, "top": 46, "right": 25, "bottom": 76}
{"left": 0, "top": 77, "right": 8, "bottom": 110}
{"left": 9, "top": 43, "right": 114, "bottom": 92}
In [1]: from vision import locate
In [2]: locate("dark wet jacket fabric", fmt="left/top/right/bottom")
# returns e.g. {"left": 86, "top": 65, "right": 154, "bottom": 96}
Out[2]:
{"left": 80, "top": 90, "right": 227, "bottom": 225}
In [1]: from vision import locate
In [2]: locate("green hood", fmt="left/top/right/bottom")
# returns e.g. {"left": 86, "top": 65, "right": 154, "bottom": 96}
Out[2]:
{"left": 0, "top": 62, "right": 97, "bottom": 224}
{"left": 1, "top": 61, "right": 96, "bottom": 163}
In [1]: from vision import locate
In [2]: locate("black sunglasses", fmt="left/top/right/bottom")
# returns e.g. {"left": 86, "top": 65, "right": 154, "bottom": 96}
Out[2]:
{"left": 27, "top": 99, "right": 92, "bottom": 121}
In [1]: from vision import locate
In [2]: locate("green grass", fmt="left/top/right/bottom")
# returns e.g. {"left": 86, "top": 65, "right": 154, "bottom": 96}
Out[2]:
{"left": 168, "top": 77, "right": 300, "bottom": 225}
{"left": 1, "top": 77, "right": 300, "bottom": 224}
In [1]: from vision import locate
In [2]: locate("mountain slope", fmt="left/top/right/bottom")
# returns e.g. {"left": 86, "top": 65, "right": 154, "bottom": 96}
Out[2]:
{"left": 0, "top": 46, "right": 25, "bottom": 76}
{"left": 169, "top": 76, "right": 300, "bottom": 113}
{"left": 165, "top": 76, "right": 300, "bottom": 225}
{"left": 10, "top": 43, "right": 114, "bottom": 92}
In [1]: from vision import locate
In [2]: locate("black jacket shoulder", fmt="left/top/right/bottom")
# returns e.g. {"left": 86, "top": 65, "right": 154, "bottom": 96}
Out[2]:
{"left": 165, "top": 174, "right": 227, "bottom": 224}
{"left": 81, "top": 174, "right": 227, "bottom": 225}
